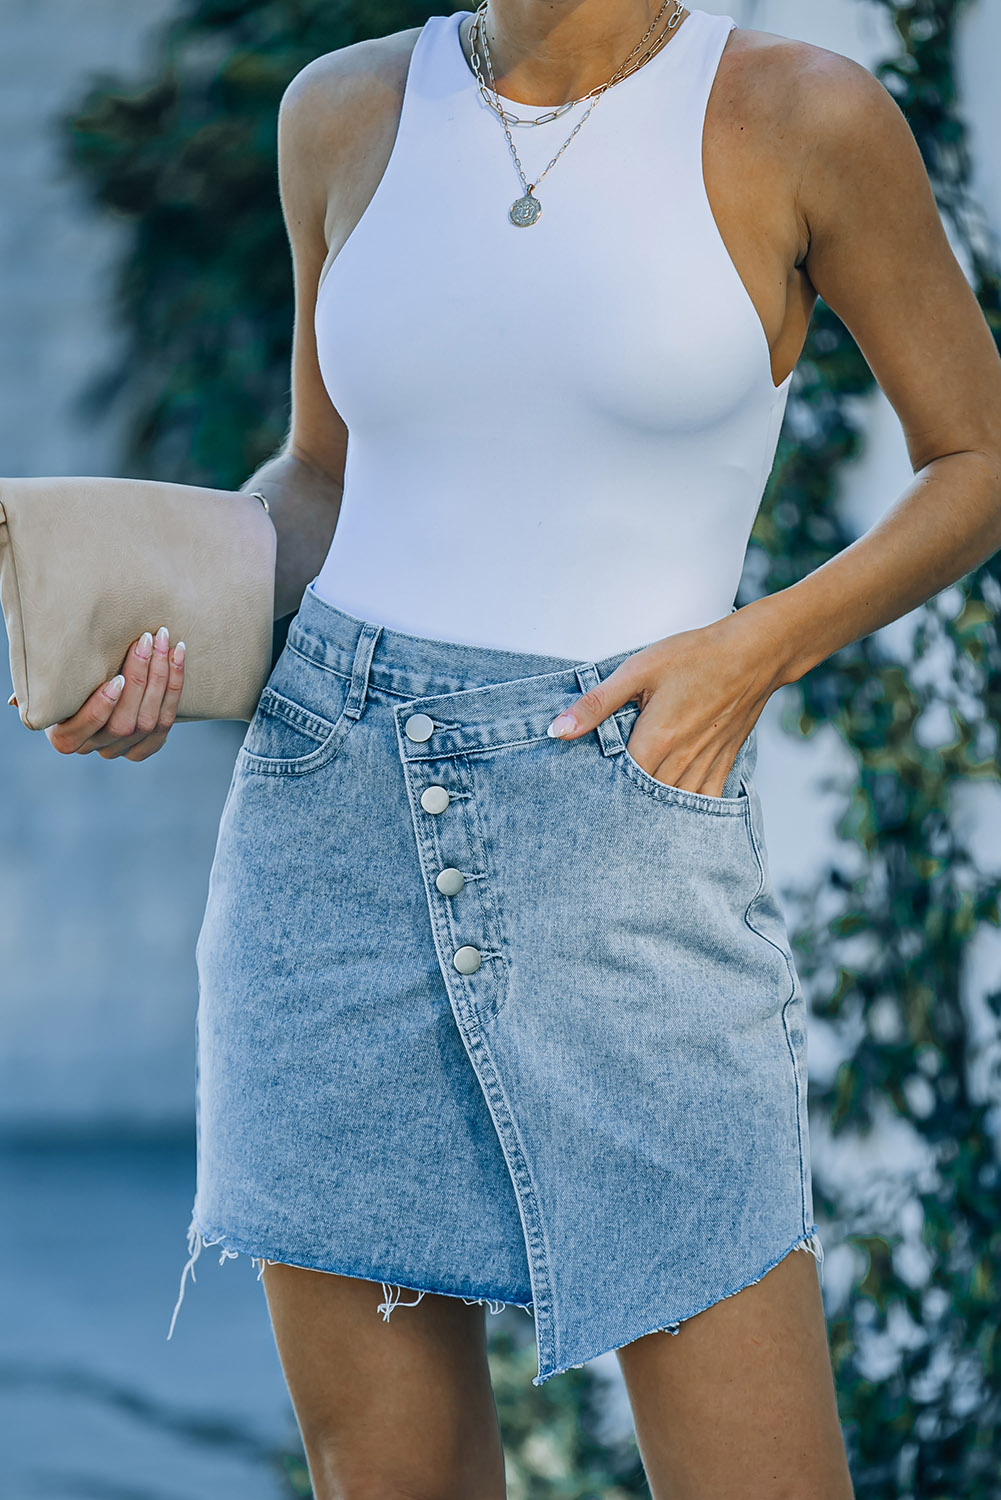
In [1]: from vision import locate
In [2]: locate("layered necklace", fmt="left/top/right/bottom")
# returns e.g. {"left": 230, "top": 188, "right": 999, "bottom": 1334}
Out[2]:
{"left": 466, "top": 0, "right": 688, "bottom": 227}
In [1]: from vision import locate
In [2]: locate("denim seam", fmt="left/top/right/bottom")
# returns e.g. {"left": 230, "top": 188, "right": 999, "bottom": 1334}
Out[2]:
{"left": 742, "top": 786, "right": 809, "bottom": 1237}
{"left": 459, "top": 1028, "right": 558, "bottom": 1379}
{"left": 616, "top": 749, "right": 752, "bottom": 817}
{"left": 421, "top": 756, "right": 507, "bottom": 1028}
{"left": 459, "top": 758, "right": 514, "bottom": 1028}
{"left": 391, "top": 723, "right": 556, "bottom": 1379}
{"left": 412, "top": 755, "right": 487, "bottom": 1020}
{"left": 257, "top": 686, "right": 340, "bottom": 741}
{"left": 284, "top": 638, "right": 353, "bottom": 682}
{"left": 292, "top": 650, "right": 478, "bottom": 705}
{"left": 402, "top": 726, "right": 610, "bottom": 759}
{"left": 402, "top": 710, "right": 727, "bottom": 786}
{"left": 238, "top": 687, "right": 357, "bottom": 777}
{"left": 238, "top": 722, "right": 352, "bottom": 776}
{"left": 373, "top": 679, "right": 473, "bottom": 703}
{"left": 399, "top": 818, "right": 557, "bottom": 1367}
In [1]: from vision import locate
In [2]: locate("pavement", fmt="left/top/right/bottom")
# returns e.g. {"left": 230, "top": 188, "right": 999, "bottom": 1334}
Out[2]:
{"left": 0, "top": 1135, "right": 301, "bottom": 1500}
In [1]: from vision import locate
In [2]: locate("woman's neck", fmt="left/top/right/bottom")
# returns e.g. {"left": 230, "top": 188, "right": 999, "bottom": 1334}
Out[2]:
{"left": 458, "top": 1, "right": 686, "bottom": 107}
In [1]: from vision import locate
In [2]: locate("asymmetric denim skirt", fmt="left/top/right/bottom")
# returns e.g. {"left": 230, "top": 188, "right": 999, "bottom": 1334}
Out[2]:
{"left": 167, "top": 580, "right": 822, "bottom": 1385}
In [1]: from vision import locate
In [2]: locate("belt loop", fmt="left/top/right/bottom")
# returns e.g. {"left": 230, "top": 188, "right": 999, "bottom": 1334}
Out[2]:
{"left": 344, "top": 621, "right": 382, "bottom": 720}
{"left": 574, "top": 662, "right": 625, "bottom": 759}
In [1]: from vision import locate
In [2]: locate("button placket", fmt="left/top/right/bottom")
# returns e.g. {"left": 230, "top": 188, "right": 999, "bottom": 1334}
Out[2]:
{"left": 397, "top": 702, "right": 506, "bottom": 1027}
{"left": 393, "top": 687, "right": 555, "bottom": 1382}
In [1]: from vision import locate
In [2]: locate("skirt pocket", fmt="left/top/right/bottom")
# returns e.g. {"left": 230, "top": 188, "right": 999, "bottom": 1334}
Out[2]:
{"left": 611, "top": 703, "right": 752, "bottom": 815}
{"left": 238, "top": 642, "right": 356, "bottom": 776}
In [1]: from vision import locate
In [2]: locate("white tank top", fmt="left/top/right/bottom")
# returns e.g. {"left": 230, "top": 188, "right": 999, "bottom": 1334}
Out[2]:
{"left": 310, "top": 7, "right": 792, "bottom": 660}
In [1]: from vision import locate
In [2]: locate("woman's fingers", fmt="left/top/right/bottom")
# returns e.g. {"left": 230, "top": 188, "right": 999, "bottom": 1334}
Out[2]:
{"left": 46, "top": 674, "right": 127, "bottom": 754}
{"left": 121, "top": 640, "right": 185, "bottom": 761}
{"left": 45, "top": 628, "right": 185, "bottom": 760}
{"left": 637, "top": 736, "right": 738, "bottom": 797}
{"left": 134, "top": 627, "right": 172, "bottom": 736}
{"left": 541, "top": 624, "right": 760, "bottom": 797}
{"left": 96, "top": 629, "right": 186, "bottom": 759}
{"left": 104, "top": 631, "right": 156, "bottom": 741}
{"left": 546, "top": 658, "right": 648, "bottom": 740}
{"left": 156, "top": 640, "right": 186, "bottom": 732}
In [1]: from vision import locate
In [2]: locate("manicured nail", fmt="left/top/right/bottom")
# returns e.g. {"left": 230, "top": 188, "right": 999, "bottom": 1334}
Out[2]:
{"left": 105, "top": 675, "right": 125, "bottom": 699}
{"left": 136, "top": 631, "right": 153, "bottom": 660}
{"left": 547, "top": 711, "right": 577, "bottom": 738}
{"left": 154, "top": 626, "right": 170, "bottom": 653}
{"left": 172, "top": 641, "right": 186, "bottom": 667}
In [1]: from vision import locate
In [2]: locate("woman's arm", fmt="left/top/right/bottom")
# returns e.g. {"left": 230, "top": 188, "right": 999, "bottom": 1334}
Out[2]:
{"left": 41, "top": 42, "right": 405, "bottom": 755}
{"left": 745, "top": 49, "right": 1001, "bottom": 685}
{"left": 240, "top": 56, "right": 351, "bottom": 621}
{"left": 548, "top": 49, "right": 1001, "bottom": 791}
{"left": 242, "top": 32, "right": 418, "bottom": 621}
{"left": 42, "top": 53, "right": 356, "bottom": 755}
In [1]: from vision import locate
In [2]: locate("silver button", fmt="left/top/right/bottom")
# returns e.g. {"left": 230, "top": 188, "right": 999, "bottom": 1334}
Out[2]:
{"left": 404, "top": 712, "right": 435, "bottom": 742}
{"left": 436, "top": 867, "right": 465, "bottom": 896}
{"left": 420, "top": 785, "right": 451, "bottom": 814}
{"left": 453, "top": 945, "right": 482, "bottom": 975}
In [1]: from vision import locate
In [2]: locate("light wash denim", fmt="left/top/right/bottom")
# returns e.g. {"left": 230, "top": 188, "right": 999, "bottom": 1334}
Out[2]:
{"left": 168, "top": 580, "right": 822, "bottom": 1385}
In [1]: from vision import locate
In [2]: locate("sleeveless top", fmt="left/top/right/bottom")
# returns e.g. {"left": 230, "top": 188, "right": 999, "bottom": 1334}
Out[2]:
{"left": 310, "top": 7, "right": 793, "bottom": 661}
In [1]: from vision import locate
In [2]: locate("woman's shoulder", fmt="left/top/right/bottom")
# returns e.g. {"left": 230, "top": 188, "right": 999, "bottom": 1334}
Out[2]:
{"left": 718, "top": 22, "right": 905, "bottom": 149}
{"left": 277, "top": 25, "right": 424, "bottom": 159}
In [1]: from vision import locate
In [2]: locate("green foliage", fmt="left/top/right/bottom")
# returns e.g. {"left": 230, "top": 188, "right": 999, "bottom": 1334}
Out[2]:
{"left": 62, "top": 0, "right": 432, "bottom": 484}
{"left": 749, "top": 3, "right": 1001, "bottom": 1493}
{"left": 487, "top": 1328, "right": 647, "bottom": 1498}
{"left": 60, "top": 0, "right": 1001, "bottom": 1493}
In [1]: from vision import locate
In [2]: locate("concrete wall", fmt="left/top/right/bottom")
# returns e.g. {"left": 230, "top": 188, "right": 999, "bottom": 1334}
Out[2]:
{"left": 2, "top": 0, "right": 999, "bottom": 1134}
{"left": 0, "top": 0, "right": 245, "bottom": 1134}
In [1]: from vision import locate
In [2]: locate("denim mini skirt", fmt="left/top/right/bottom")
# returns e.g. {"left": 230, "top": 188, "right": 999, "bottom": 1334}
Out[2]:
{"left": 168, "top": 580, "right": 822, "bottom": 1385}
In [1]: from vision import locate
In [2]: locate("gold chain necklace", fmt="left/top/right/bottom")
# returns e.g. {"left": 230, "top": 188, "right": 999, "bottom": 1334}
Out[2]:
{"left": 467, "top": 0, "right": 687, "bottom": 226}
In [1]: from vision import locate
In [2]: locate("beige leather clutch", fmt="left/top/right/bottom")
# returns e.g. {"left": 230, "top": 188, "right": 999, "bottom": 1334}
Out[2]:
{"left": 0, "top": 475, "right": 277, "bottom": 731}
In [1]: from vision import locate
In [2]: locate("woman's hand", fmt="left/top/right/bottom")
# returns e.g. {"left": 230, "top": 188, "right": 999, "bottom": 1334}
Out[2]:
{"left": 545, "top": 605, "right": 787, "bottom": 797}
{"left": 9, "top": 626, "right": 186, "bottom": 762}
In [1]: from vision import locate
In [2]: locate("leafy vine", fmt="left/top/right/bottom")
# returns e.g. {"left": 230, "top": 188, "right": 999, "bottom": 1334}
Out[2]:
{"left": 751, "top": 3, "right": 1001, "bottom": 1492}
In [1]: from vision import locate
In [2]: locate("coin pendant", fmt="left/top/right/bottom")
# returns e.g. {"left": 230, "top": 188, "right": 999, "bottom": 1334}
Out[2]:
{"left": 509, "top": 192, "right": 542, "bottom": 227}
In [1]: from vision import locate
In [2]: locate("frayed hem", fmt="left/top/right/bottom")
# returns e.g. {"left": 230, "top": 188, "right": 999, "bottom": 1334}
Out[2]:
{"left": 165, "top": 1216, "right": 534, "bottom": 1341}
{"left": 375, "top": 1282, "right": 533, "bottom": 1321}
{"left": 531, "top": 1225, "right": 825, "bottom": 1386}
{"left": 653, "top": 1229, "right": 825, "bottom": 1337}
{"left": 166, "top": 1216, "right": 239, "bottom": 1341}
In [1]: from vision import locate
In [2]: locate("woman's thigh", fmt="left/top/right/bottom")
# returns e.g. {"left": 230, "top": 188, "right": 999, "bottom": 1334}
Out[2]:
{"left": 616, "top": 1245, "right": 854, "bottom": 1500}
{"left": 259, "top": 1263, "right": 507, "bottom": 1500}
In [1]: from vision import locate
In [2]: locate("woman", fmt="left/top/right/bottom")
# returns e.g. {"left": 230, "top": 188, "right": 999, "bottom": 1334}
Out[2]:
{"left": 44, "top": 3, "right": 1001, "bottom": 1496}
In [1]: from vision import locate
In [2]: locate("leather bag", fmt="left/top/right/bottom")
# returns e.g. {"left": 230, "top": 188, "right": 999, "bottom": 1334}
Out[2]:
{"left": 0, "top": 475, "right": 277, "bottom": 730}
